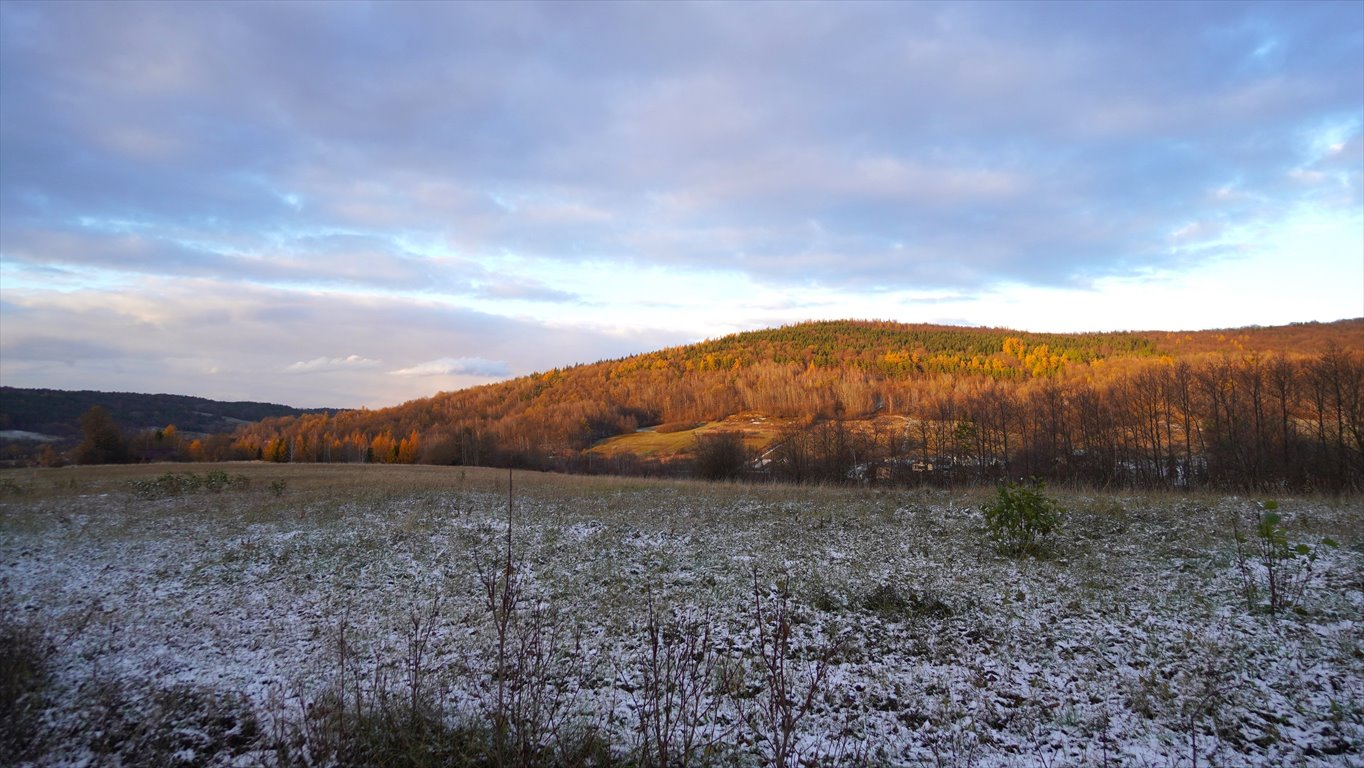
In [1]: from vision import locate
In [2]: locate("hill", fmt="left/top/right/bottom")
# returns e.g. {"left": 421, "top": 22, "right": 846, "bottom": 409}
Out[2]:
{"left": 228, "top": 318, "right": 1364, "bottom": 491}
{"left": 0, "top": 386, "right": 331, "bottom": 441}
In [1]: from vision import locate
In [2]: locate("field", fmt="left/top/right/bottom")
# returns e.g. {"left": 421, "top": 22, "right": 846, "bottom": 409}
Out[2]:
{"left": 2, "top": 463, "right": 1361, "bottom": 767}
{"left": 586, "top": 414, "right": 795, "bottom": 461}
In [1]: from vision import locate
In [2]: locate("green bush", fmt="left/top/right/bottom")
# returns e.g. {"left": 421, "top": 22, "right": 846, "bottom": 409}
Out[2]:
{"left": 1232, "top": 500, "right": 1338, "bottom": 616}
{"left": 981, "top": 478, "right": 1062, "bottom": 556}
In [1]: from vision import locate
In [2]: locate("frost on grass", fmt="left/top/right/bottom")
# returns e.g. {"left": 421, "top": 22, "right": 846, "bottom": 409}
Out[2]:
{"left": 1, "top": 468, "right": 1361, "bottom": 766}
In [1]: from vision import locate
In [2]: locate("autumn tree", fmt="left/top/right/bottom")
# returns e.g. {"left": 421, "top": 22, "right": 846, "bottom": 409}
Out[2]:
{"left": 397, "top": 430, "right": 421, "bottom": 464}
{"left": 212, "top": 319, "right": 1361, "bottom": 490}
{"left": 370, "top": 432, "right": 397, "bottom": 463}
{"left": 74, "top": 406, "right": 129, "bottom": 464}
{"left": 692, "top": 431, "right": 750, "bottom": 480}
{"left": 768, "top": 419, "right": 817, "bottom": 483}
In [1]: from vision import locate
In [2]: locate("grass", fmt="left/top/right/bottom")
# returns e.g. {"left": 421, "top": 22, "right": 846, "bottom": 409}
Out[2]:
{"left": 1, "top": 590, "right": 54, "bottom": 763}
{"left": 1, "top": 463, "right": 1361, "bottom": 766}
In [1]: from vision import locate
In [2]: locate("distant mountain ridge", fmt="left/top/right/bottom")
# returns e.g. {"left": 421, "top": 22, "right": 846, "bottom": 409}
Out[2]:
{"left": 0, "top": 387, "right": 331, "bottom": 440}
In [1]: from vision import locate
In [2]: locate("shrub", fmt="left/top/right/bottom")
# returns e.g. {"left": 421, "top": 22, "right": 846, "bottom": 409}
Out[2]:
{"left": 275, "top": 613, "right": 482, "bottom": 768}
{"left": 621, "top": 598, "right": 735, "bottom": 768}
{"left": 691, "top": 431, "right": 750, "bottom": 481}
{"left": 981, "top": 478, "right": 1062, "bottom": 556}
{"left": 1232, "top": 500, "right": 1337, "bottom": 616}
{"left": 204, "top": 469, "right": 250, "bottom": 492}
{"left": 131, "top": 471, "right": 250, "bottom": 499}
{"left": 743, "top": 571, "right": 848, "bottom": 767}
{"left": 469, "top": 477, "right": 606, "bottom": 768}
{"left": 131, "top": 472, "right": 195, "bottom": 499}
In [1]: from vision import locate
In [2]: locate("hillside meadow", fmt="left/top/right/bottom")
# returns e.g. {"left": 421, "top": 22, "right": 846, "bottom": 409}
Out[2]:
{"left": 2, "top": 463, "right": 1361, "bottom": 767}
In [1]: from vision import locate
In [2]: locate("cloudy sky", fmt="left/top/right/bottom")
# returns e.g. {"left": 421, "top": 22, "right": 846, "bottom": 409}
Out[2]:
{"left": 2, "top": 1, "right": 1361, "bottom": 409}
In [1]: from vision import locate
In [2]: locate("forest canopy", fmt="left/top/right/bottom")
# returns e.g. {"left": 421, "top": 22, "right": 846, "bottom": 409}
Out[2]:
{"left": 221, "top": 319, "right": 1363, "bottom": 493}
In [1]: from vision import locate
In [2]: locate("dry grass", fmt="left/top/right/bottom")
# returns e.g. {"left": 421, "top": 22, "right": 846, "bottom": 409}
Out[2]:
{"left": 587, "top": 413, "right": 795, "bottom": 460}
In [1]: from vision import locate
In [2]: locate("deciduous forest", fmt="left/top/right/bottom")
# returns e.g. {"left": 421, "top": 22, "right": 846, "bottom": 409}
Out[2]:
{"left": 217, "top": 319, "right": 1362, "bottom": 493}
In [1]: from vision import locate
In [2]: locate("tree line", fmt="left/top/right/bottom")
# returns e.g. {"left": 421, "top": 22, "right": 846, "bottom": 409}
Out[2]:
{"left": 29, "top": 320, "right": 1363, "bottom": 493}
{"left": 0, "top": 387, "right": 325, "bottom": 437}
{"left": 745, "top": 346, "right": 1361, "bottom": 492}
{"left": 223, "top": 344, "right": 1361, "bottom": 494}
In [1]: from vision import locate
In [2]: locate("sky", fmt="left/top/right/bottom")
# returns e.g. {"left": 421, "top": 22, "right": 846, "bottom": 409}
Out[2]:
{"left": 1, "top": 1, "right": 1361, "bottom": 409}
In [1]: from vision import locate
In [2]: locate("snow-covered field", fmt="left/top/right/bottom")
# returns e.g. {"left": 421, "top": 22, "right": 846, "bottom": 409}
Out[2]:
{"left": 2, "top": 464, "right": 1360, "bottom": 766}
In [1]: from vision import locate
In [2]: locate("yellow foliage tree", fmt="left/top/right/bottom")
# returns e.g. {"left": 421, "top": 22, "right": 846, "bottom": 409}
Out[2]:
{"left": 397, "top": 430, "right": 420, "bottom": 464}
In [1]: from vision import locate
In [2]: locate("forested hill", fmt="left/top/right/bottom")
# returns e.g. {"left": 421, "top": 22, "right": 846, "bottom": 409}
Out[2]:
{"left": 227, "top": 318, "right": 1364, "bottom": 491}
{"left": 604, "top": 319, "right": 1360, "bottom": 379}
{"left": 0, "top": 387, "right": 330, "bottom": 439}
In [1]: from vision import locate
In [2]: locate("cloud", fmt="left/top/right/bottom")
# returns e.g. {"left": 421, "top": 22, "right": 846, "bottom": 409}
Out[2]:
{"left": 285, "top": 355, "right": 381, "bottom": 374}
{"left": 389, "top": 357, "right": 510, "bottom": 378}
{"left": 0, "top": 335, "right": 131, "bottom": 364}
{"left": 1, "top": 1, "right": 1359, "bottom": 407}
{"left": 0, "top": 279, "right": 672, "bottom": 407}
{"left": 11, "top": 1, "right": 1357, "bottom": 293}
{"left": 477, "top": 279, "right": 580, "bottom": 303}
{"left": 0, "top": 224, "right": 487, "bottom": 295}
